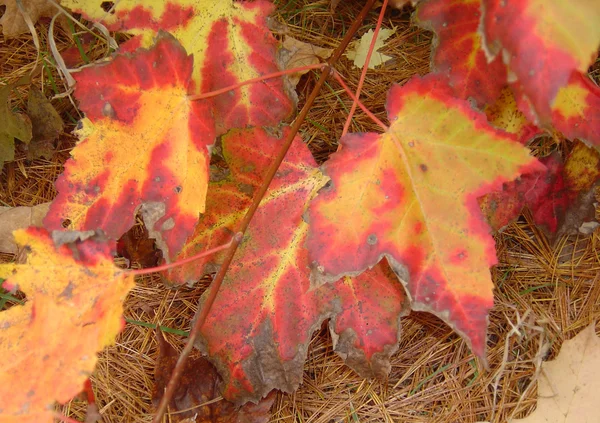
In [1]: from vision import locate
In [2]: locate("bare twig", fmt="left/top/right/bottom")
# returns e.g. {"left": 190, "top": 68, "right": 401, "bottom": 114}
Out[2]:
{"left": 151, "top": 1, "right": 378, "bottom": 421}
{"left": 342, "top": 0, "right": 390, "bottom": 137}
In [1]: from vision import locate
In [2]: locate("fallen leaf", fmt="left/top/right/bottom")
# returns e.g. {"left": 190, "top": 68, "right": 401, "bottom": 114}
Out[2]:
{"left": 152, "top": 330, "right": 275, "bottom": 423}
{"left": 116, "top": 224, "right": 162, "bottom": 269}
{"left": 512, "top": 323, "right": 600, "bottom": 423}
{"left": 305, "top": 74, "right": 544, "bottom": 360}
{"left": 0, "top": 228, "right": 134, "bottom": 422}
{"left": 0, "top": 82, "right": 33, "bottom": 168}
{"left": 0, "top": 0, "right": 56, "bottom": 38}
{"left": 415, "top": 0, "right": 507, "bottom": 107}
{"left": 480, "top": 141, "right": 600, "bottom": 236}
{"left": 44, "top": 34, "right": 214, "bottom": 261}
{"left": 345, "top": 28, "right": 395, "bottom": 69}
{"left": 26, "top": 87, "right": 63, "bottom": 160}
{"left": 164, "top": 127, "right": 408, "bottom": 403}
{"left": 280, "top": 36, "right": 333, "bottom": 87}
{"left": 549, "top": 72, "right": 600, "bottom": 146}
{"left": 480, "top": 0, "right": 600, "bottom": 125}
{"left": 0, "top": 203, "right": 50, "bottom": 254}
{"left": 61, "top": 0, "right": 295, "bottom": 134}
{"left": 484, "top": 87, "right": 545, "bottom": 145}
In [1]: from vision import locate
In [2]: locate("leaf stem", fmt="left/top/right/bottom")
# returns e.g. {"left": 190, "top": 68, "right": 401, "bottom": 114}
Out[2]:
{"left": 128, "top": 236, "right": 240, "bottom": 276}
{"left": 341, "top": 0, "right": 389, "bottom": 137}
{"left": 151, "top": 1, "right": 378, "bottom": 421}
{"left": 332, "top": 71, "right": 388, "bottom": 132}
{"left": 187, "top": 63, "right": 326, "bottom": 101}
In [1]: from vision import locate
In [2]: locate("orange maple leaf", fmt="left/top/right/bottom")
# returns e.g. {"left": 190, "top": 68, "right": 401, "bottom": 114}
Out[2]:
{"left": 481, "top": 0, "right": 600, "bottom": 125}
{"left": 60, "top": 0, "right": 295, "bottom": 134}
{"left": 44, "top": 34, "right": 214, "bottom": 260}
{"left": 305, "top": 75, "right": 544, "bottom": 360}
{"left": 0, "top": 228, "right": 134, "bottom": 422}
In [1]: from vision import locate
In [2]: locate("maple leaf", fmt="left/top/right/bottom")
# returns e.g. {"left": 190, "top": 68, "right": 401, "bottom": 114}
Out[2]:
{"left": 0, "top": 82, "right": 32, "bottom": 168}
{"left": 61, "top": 0, "right": 295, "bottom": 134}
{"left": 484, "top": 87, "right": 544, "bottom": 145}
{"left": 152, "top": 330, "right": 275, "bottom": 423}
{"left": 44, "top": 34, "right": 214, "bottom": 260}
{"left": 480, "top": 141, "right": 600, "bottom": 235}
{"left": 345, "top": 28, "right": 395, "bottom": 69}
{"left": 305, "top": 75, "right": 544, "bottom": 360}
{"left": 0, "top": 228, "right": 134, "bottom": 422}
{"left": 480, "top": 0, "right": 600, "bottom": 124}
{"left": 512, "top": 324, "right": 600, "bottom": 423}
{"left": 164, "top": 127, "right": 408, "bottom": 403}
{"left": 415, "top": 0, "right": 507, "bottom": 107}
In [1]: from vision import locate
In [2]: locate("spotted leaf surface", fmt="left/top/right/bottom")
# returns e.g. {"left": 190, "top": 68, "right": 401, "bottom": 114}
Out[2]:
{"left": 61, "top": 0, "right": 294, "bottom": 134}
{"left": 481, "top": 0, "right": 600, "bottom": 124}
{"left": 44, "top": 35, "right": 213, "bottom": 260}
{"left": 306, "top": 75, "right": 543, "bottom": 360}
{"left": 485, "top": 87, "right": 545, "bottom": 145}
{"left": 415, "top": 0, "right": 506, "bottom": 107}
{"left": 0, "top": 228, "right": 134, "bottom": 422}
{"left": 550, "top": 72, "right": 600, "bottom": 145}
{"left": 163, "top": 127, "right": 407, "bottom": 403}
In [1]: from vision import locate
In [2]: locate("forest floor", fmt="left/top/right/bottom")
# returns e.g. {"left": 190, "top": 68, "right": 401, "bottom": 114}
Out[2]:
{"left": 1, "top": 1, "right": 599, "bottom": 422}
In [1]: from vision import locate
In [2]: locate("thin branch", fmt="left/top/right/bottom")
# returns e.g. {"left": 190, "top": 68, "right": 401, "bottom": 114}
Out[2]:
{"left": 332, "top": 71, "right": 388, "bottom": 132}
{"left": 188, "top": 64, "right": 325, "bottom": 101}
{"left": 341, "top": 0, "right": 389, "bottom": 137}
{"left": 129, "top": 236, "right": 240, "bottom": 276}
{"left": 151, "top": 1, "right": 378, "bottom": 421}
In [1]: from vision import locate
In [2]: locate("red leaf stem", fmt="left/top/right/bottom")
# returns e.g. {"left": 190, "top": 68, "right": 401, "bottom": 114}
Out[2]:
{"left": 151, "top": 1, "right": 378, "bottom": 421}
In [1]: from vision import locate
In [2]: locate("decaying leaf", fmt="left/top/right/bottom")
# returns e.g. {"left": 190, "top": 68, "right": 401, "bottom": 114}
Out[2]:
{"left": 345, "top": 28, "right": 395, "bottom": 69}
{"left": 116, "top": 224, "right": 162, "bottom": 269}
{"left": 165, "top": 127, "right": 408, "bottom": 403}
{"left": 61, "top": 0, "right": 295, "bottom": 134}
{"left": 513, "top": 323, "right": 600, "bottom": 423}
{"left": 415, "top": 0, "right": 507, "bottom": 107}
{"left": 480, "top": 141, "right": 600, "bottom": 236}
{"left": 280, "top": 36, "right": 333, "bottom": 87}
{"left": 0, "top": 0, "right": 56, "bottom": 38}
{"left": 26, "top": 87, "right": 63, "bottom": 160}
{"left": 152, "top": 330, "right": 275, "bottom": 423}
{"left": 44, "top": 34, "right": 214, "bottom": 261}
{"left": 305, "top": 75, "right": 543, "bottom": 360}
{"left": 485, "top": 87, "right": 545, "bottom": 145}
{"left": 0, "top": 228, "right": 134, "bottom": 422}
{"left": 0, "top": 203, "right": 50, "bottom": 254}
{"left": 480, "top": 0, "right": 600, "bottom": 125}
{"left": 0, "top": 82, "right": 33, "bottom": 168}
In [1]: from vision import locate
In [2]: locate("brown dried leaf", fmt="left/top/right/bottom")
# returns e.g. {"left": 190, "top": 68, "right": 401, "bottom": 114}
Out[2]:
{"left": 26, "top": 87, "right": 63, "bottom": 160}
{"left": 0, "top": 203, "right": 50, "bottom": 254}
{"left": 513, "top": 324, "right": 600, "bottom": 423}
{"left": 116, "top": 224, "right": 162, "bottom": 269}
{"left": 152, "top": 331, "right": 274, "bottom": 423}
{"left": 0, "top": 0, "right": 57, "bottom": 38}
{"left": 280, "top": 36, "right": 332, "bottom": 87}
